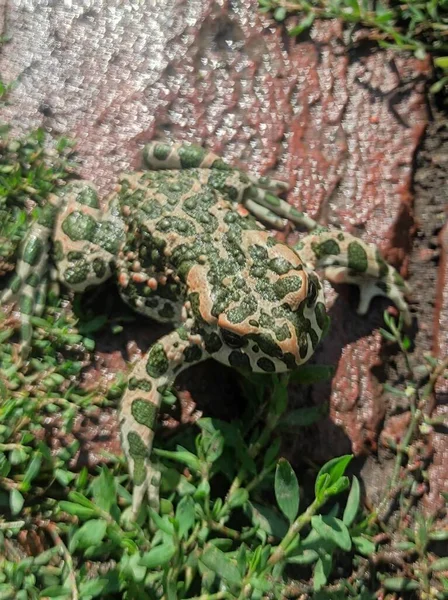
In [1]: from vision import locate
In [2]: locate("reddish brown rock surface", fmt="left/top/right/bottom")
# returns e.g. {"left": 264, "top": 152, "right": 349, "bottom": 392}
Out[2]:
{"left": 0, "top": 1, "right": 441, "bottom": 503}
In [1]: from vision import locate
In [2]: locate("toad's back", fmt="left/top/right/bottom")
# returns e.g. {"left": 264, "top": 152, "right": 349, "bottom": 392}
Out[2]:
{"left": 116, "top": 168, "right": 324, "bottom": 371}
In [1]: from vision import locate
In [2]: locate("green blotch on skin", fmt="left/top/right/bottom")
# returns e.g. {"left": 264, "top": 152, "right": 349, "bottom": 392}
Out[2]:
{"left": 269, "top": 257, "right": 295, "bottom": 275}
{"left": 128, "top": 377, "right": 152, "bottom": 392}
{"left": 257, "top": 357, "right": 275, "bottom": 372}
{"left": 298, "top": 334, "right": 309, "bottom": 360}
{"left": 211, "top": 158, "right": 231, "bottom": 171}
{"left": 23, "top": 236, "right": 44, "bottom": 266}
{"left": 248, "top": 332, "right": 283, "bottom": 358}
{"left": 203, "top": 332, "right": 223, "bottom": 354}
{"left": 313, "top": 239, "right": 340, "bottom": 259}
{"left": 141, "top": 198, "right": 163, "bottom": 220}
{"left": 38, "top": 204, "right": 57, "bottom": 228}
{"left": 348, "top": 241, "right": 368, "bottom": 272}
{"left": 306, "top": 274, "right": 320, "bottom": 307}
{"left": 94, "top": 221, "right": 124, "bottom": 254}
{"left": 62, "top": 211, "right": 96, "bottom": 242}
{"left": 274, "top": 276, "right": 302, "bottom": 300}
{"left": 152, "top": 143, "right": 171, "bottom": 161}
{"left": 92, "top": 258, "right": 107, "bottom": 279}
{"left": 179, "top": 145, "right": 207, "bottom": 168}
{"left": 176, "top": 327, "right": 189, "bottom": 342}
{"left": 265, "top": 193, "right": 280, "bottom": 207}
{"left": 290, "top": 207, "right": 305, "bottom": 219}
{"left": 67, "top": 251, "right": 84, "bottom": 261}
{"left": 76, "top": 186, "right": 99, "bottom": 208}
{"left": 189, "top": 292, "right": 206, "bottom": 325}
{"left": 228, "top": 350, "right": 251, "bottom": 370}
{"left": 9, "top": 275, "right": 22, "bottom": 294}
{"left": 25, "top": 273, "right": 40, "bottom": 287}
{"left": 53, "top": 241, "right": 64, "bottom": 262}
{"left": 249, "top": 244, "right": 269, "bottom": 263}
{"left": 146, "top": 343, "right": 169, "bottom": 378}
{"left": 156, "top": 216, "right": 196, "bottom": 236}
{"left": 64, "top": 261, "right": 90, "bottom": 285}
{"left": 131, "top": 398, "right": 157, "bottom": 429}
{"left": 309, "top": 327, "right": 319, "bottom": 350}
{"left": 226, "top": 296, "right": 258, "bottom": 324}
{"left": 21, "top": 322, "right": 32, "bottom": 344}
{"left": 315, "top": 302, "right": 328, "bottom": 330}
{"left": 221, "top": 329, "right": 247, "bottom": 349}
{"left": 19, "top": 295, "right": 33, "bottom": 316}
{"left": 393, "top": 271, "right": 405, "bottom": 287}
{"left": 281, "top": 352, "right": 297, "bottom": 369}
{"left": 184, "top": 345, "right": 202, "bottom": 363}
{"left": 375, "top": 250, "right": 389, "bottom": 278}
{"left": 158, "top": 303, "right": 175, "bottom": 320}
{"left": 274, "top": 323, "right": 291, "bottom": 342}
{"left": 127, "top": 431, "right": 147, "bottom": 458}
{"left": 132, "top": 459, "right": 146, "bottom": 486}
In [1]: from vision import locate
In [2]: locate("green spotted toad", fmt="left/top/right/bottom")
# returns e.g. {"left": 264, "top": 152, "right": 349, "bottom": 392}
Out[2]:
{"left": 1, "top": 142, "right": 410, "bottom": 516}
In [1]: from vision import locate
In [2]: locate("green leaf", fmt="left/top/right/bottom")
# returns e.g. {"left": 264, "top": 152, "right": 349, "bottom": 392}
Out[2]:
{"left": 21, "top": 453, "right": 42, "bottom": 490}
{"left": 342, "top": 476, "right": 360, "bottom": 526}
{"left": 311, "top": 516, "right": 352, "bottom": 551}
{"left": 10, "top": 489, "right": 24, "bottom": 515}
{"left": 429, "top": 75, "right": 448, "bottom": 94}
{"left": 247, "top": 502, "right": 288, "bottom": 539}
{"left": 274, "top": 6, "right": 287, "bottom": 21}
{"left": 383, "top": 577, "right": 419, "bottom": 591}
{"left": 140, "top": 542, "right": 176, "bottom": 569}
{"left": 202, "top": 430, "right": 225, "bottom": 464}
{"left": 227, "top": 488, "right": 249, "bottom": 509}
{"left": 263, "top": 438, "right": 281, "bottom": 468}
{"left": 352, "top": 535, "right": 376, "bottom": 555}
{"left": 175, "top": 495, "right": 196, "bottom": 540}
{"left": 38, "top": 585, "right": 71, "bottom": 597}
{"left": 199, "top": 544, "right": 242, "bottom": 586}
{"left": 148, "top": 509, "right": 175, "bottom": 535}
{"left": 154, "top": 446, "right": 201, "bottom": 473}
{"left": 315, "top": 455, "right": 352, "bottom": 499}
{"left": 379, "top": 328, "right": 397, "bottom": 342}
{"left": 91, "top": 467, "right": 117, "bottom": 513}
{"left": 288, "top": 12, "right": 316, "bottom": 37}
{"left": 78, "top": 578, "right": 109, "bottom": 598}
{"left": 288, "top": 365, "right": 333, "bottom": 385}
{"left": 69, "top": 519, "right": 107, "bottom": 552}
{"left": 287, "top": 549, "right": 319, "bottom": 564}
{"left": 434, "top": 57, "right": 448, "bottom": 70}
{"left": 58, "top": 501, "right": 97, "bottom": 520}
{"left": 431, "top": 557, "right": 448, "bottom": 572}
{"left": 313, "top": 553, "right": 332, "bottom": 591}
{"left": 275, "top": 459, "right": 300, "bottom": 523}
{"left": 279, "top": 404, "right": 327, "bottom": 429}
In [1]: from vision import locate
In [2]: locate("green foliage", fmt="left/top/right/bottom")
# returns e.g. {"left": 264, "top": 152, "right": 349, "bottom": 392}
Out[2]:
{"left": 259, "top": 0, "right": 448, "bottom": 94}
{"left": 0, "top": 128, "right": 447, "bottom": 598}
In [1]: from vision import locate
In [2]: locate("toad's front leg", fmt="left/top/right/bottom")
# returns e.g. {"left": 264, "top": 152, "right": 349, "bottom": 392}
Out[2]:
{"left": 119, "top": 321, "right": 208, "bottom": 517}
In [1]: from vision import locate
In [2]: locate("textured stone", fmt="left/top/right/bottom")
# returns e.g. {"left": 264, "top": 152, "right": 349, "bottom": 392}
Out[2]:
{"left": 0, "top": 2, "right": 431, "bottom": 473}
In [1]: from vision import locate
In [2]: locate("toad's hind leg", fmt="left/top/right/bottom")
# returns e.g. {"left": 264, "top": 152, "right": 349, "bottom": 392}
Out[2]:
{"left": 296, "top": 229, "right": 411, "bottom": 325}
{"left": 0, "top": 201, "right": 59, "bottom": 360}
{"left": 120, "top": 323, "right": 207, "bottom": 517}
{"left": 143, "top": 141, "right": 317, "bottom": 231}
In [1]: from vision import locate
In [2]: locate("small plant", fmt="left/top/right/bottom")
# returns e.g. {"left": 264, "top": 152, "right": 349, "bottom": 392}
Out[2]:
{"left": 259, "top": 0, "right": 448, "bottom": 95}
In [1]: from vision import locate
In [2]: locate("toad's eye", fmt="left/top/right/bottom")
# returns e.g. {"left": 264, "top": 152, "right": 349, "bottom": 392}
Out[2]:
{"left": 220, "top": 329, "right": 248, "bottom": 348}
